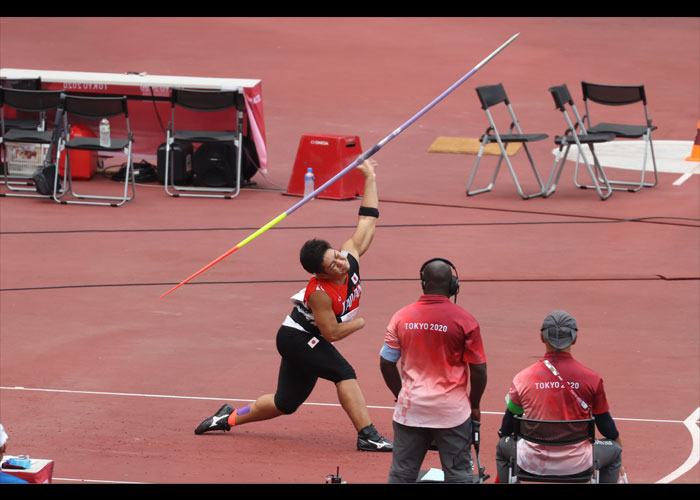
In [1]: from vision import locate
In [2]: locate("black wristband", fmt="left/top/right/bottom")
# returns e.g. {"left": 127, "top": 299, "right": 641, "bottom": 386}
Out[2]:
{"left": 358, "top": 206, "right": 379, "bottom": 218}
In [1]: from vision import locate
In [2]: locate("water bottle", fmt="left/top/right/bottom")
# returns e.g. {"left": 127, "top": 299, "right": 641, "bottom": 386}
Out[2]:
{"left": 303, "top": 167, "right": 315, "bottom": 198}
{"left": 99, "top": 118, "right": 111, "bottom": 148}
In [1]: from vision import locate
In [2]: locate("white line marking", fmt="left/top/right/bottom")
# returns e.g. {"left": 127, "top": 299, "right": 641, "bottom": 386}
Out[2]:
{"left": 3, "top": 386, "right": 699, "bottom": 484}
{"left": 1, "top": 386, "right": 695, "bottom": 423}
{"left": 53, "top": 477, "right": 146, "bottom": 484}
{"left": 655, "top": 407, "right": 700, "bottom": 483}
{"left": 673, "top": 164, "right": 700, "bottom": 186}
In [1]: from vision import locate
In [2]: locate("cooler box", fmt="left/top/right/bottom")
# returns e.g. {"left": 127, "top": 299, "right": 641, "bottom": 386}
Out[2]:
{"left": 1, "top": 455, "right": 54, "bottom": 484}
{"left": 286, "top": 134, "right": 365, "bottom": 200}
{"left": 4, "top": 142, "right": 51, "bottom": 178}
{"left": 59, "top": 124, "right": 99, "bottom": 179}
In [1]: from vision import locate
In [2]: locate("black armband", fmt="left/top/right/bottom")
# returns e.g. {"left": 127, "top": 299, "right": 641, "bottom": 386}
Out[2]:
{"left": 358, "top": 206, "right": 379, "bottom": 218}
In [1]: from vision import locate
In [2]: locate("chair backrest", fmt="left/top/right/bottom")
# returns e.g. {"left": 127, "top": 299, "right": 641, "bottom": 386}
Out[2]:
{"left": 582, "top": 81, "right": 647, "bottom": 106}
{"left": 548, "top": 84, "right": 575, "bottom": 112}
{"left": 171, "top": 88, "right": 243, "bottom": 112}
{"left": 1, "top": 77, "right": 42, "bottom": 90}
{"left": 62, "top": 95, "right": 129, "bottom": 119}
{"left": 514, "top": 416, "right": 595, "bottom": 446}
{"left": 475, "top": 83, "right": 510, "bottom": 109}
{"left": 1, "top": 88, "right": 63, "bottom": 113}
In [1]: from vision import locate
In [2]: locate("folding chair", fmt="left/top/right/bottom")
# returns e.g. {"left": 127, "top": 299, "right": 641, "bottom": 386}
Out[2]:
{"left": 508, "top": 416, "right": 599, "bottom": 484}
{"left": 544, "top": 84, "right": 616, "bottom": 200}
{"left": 466, "top": 84, "right": 546, "bottom": 199}
{"left": 163, "top": 88, "right": 244, "bottom": 199}
{"left": 0, "top": 87, "right": 63, "bottom": 198}
{"left": 0, "top": 77, "right": 43, "bottom": 132}
{"left": 580, "top": 81, "right": 658, "bottom": 192}
{"left": 53, "top": 95, "right": 135, "bottom": 207}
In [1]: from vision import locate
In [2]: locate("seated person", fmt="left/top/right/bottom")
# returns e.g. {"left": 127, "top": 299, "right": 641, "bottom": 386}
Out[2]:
{"left": 495, "top": 310, "right": 623, "bottom": 483}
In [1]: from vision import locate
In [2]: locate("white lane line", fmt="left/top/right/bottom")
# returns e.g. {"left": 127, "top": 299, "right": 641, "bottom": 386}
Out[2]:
{"left": 53, "top": 477, "right": 146, "bottom": 484}
{"left": 673, "top": 164, "right": 700, "bottom": 186}
{"left": 1, "top": 385, "right": 694, "bottom": 423}
{"left": 656, "top": 407, "right": 700, "bottom": 484}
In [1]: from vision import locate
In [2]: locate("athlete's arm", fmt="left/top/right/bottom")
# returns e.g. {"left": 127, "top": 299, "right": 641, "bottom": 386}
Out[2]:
{"left": 307, "top": 290, "right": 365, "bottom": 342}
{"left": 341, "top": 160, "right": 378, "bottom": 260}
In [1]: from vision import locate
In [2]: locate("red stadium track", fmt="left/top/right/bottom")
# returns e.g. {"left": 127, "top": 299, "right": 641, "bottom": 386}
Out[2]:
{"left": 1, "top": 18, "right": 698, "bottom": 484}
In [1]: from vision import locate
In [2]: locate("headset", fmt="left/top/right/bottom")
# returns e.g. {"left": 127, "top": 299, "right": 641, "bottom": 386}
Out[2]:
{"left": 420, "top": 257, "right": 459, "bottom": 303}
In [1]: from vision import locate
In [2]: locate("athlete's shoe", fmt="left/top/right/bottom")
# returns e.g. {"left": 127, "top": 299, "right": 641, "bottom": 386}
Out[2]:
{"left": 194, "top": 403, "right": 234, "bottom": 434}
{"left": 357, "top": 424, "right": 393, "bottom": 452}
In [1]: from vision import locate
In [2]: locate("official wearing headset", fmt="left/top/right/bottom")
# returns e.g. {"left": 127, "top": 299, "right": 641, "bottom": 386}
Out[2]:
{"left": 379, "top": 258, "right": 488, "bottom": 483}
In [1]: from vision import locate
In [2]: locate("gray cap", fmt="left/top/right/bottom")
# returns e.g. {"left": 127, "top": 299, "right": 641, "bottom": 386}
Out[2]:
{"left": 541, "top": 310, "right": 578, "bottom": 350}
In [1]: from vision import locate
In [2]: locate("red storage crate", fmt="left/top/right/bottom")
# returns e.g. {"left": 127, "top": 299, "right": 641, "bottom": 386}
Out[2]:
{"left": 59, "top": 124, "right": 98, "bottom": 179}
{"left": 286, "top": 134, "right": 364, "bottom": 200}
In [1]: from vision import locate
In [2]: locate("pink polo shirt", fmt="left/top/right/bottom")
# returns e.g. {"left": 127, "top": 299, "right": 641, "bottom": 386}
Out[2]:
{"left": 383, "top": 295, "right": 486, "bottom": 428}
{"left": 508, "top": 351, "right": 610, "bottom": 475}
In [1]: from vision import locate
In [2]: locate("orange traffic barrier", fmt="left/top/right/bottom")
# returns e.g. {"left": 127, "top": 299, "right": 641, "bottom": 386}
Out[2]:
{"left": 686, "top": 120, "right": 700, "bottom": 161}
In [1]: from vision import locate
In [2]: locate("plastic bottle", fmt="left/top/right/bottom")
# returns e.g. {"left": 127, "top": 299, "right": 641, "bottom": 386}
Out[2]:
{"left": 99, "top": 118, "right": 111, "bottom": 148}
{"left": 303, "top": 167, "right": 315, "bottom": 198}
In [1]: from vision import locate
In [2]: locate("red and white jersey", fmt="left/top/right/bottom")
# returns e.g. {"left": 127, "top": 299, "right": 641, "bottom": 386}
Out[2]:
{"left": 383, "top": 295, "right": 486, "bottom": 428}
{"left": 283, "top": 251, "right": 361, "bottom": 334}
{"left": 508, "top": 352, "right": 610, "bottom": 476}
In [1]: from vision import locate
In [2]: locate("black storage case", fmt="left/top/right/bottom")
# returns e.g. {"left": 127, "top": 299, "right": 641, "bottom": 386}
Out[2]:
{"left": 157, "top": 141, "right": 193, "bottom": 185}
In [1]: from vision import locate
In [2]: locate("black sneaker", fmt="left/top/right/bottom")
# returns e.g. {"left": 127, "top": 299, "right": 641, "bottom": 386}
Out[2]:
{"left": 357, "top": 424, "right": 393, "bottom": 452}
{"left": 194, "top": 403, "right": 234, "bottom": 434}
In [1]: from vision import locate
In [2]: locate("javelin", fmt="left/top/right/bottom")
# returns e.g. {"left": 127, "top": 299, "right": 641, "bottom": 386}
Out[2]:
{"left": 159, "top": 33, "right": 520, "bottom": 299}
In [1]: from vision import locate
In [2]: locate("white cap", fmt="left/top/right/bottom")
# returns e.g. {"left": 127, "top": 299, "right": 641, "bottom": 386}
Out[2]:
{"left": 0, "top": 424, "right": 8, "bottom": 448}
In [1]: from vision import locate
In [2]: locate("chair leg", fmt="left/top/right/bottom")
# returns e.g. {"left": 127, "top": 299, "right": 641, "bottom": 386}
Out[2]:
{"left": 544, "top": 145, "right": 569, "bottom": 197}
{"left": 608, "top": 132, "right": 659, "bottom": 192}
{"left": 579, "top": 144, "right": 613, "bottom": 200}
{"left": 507, "top": 143, "right": 545, "bottom": 199}
{"left": 466, "top": 139, "right": 501, "bottom": 196}
{"left": 163, "top": 134, "right": 178, "bottom": 198}
{"left": 548, "top": 143, "right": 612, "bottom": 200}
{"left": 467, "top": 139, "right": 544, "bottom": 199}
{"left": 56, "top": 146, "right": 135, "bottom": 207}
{"left": 576, "top": 134, "right": 659, "bottom": 193}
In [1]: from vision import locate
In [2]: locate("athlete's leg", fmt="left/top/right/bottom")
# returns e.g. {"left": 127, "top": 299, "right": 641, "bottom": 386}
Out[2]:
{"left": 228, "top": 394, "right": 284, "bottom": 426}
{"left": 336, "top": 378, "right": 372, "bottom": 431}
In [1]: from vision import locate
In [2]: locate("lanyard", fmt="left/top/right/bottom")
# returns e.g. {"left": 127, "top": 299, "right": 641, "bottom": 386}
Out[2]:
{"left": 541, "top": 359, "right": 591, "bottom": 413}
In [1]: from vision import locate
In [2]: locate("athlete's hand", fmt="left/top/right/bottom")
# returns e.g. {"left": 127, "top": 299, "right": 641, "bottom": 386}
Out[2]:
{"left": 357, "top": 159, "right": 377, "bottom": 178}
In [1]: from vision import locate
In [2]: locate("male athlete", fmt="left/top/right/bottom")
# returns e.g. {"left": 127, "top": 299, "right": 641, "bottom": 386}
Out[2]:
{"left": 194, "top": 159, "right": 392, "bottom": 452}
{"left": 495, "top": 310, "right": 623, "bottom": 482}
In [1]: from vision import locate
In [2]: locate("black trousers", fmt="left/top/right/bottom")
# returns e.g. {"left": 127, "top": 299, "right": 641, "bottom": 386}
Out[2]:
{"left": 273, "top": 326, "right": 356, "bottom": 414}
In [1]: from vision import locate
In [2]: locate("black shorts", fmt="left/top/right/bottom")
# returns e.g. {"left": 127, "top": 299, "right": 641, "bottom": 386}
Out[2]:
{"left": 273, "top": 325, "right": 357, "bottom": 414}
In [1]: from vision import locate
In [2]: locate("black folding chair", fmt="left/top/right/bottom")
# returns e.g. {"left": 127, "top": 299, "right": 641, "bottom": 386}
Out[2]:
{"left": 545, "top": 84, "right": 616, "bottom": 200}
{"left": 163, "top": 88, "right": 244, "bottom": 199}
{"left": 0, "top": 87, "right": 63, "bottom": 198}
{"left": 580, "top": 81, "right": 658, "bottom": 192}
{"left": 466, "top": 83, "right": 546, "bottom": 199}
{"left": 508, "top": 416, "right": 599, "bottom": 484}
{"left": 53, "top": 95, "right": 135, "bottom": 207}
{"left": 0, "top": 77, "right": 43, "bottom": 132}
